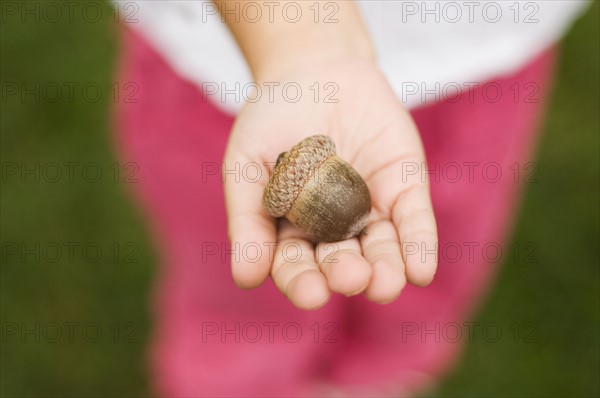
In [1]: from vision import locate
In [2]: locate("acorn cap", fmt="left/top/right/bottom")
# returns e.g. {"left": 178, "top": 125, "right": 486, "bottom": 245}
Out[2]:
{"left": 263, "top": 135, "right": 336, "bottom": 217}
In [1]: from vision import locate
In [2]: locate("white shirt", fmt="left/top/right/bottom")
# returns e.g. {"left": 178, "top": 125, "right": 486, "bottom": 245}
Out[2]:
{"left": 114, "top": 0, "right": 589, "bottom": 114}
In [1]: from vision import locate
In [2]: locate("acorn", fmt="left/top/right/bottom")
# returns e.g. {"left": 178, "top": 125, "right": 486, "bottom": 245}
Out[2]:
{"left": 262, "top": 135, "right": 371, "bottom": 242}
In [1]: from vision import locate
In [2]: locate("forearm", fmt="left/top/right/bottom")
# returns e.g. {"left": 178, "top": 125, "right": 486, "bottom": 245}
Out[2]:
{"left": 215, "top": 0, "right": 375, "bottom": 81}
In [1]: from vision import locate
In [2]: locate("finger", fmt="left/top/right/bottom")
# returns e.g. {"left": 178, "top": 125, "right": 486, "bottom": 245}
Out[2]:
{"left": 392, "top": 184, "right": 438, "bottom": 286}
{"left": 359, "top": 221, "right": 406, "bottom": 303}
{"left": 316, "top": 238, "right": 372, "bottom": 296}
{"left": 224, "top": 153, "right": 276, "bottom": 289}
{"left": 272, "top": 224, "right": 330, "bottom": 310}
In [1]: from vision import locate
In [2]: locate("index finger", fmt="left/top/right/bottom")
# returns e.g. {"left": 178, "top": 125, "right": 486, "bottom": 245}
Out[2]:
{"left": 392, "top": 184, "right": 438, "bottom": 286}
{"left": 224, "top": 153, "right": 276, "bottom": 289}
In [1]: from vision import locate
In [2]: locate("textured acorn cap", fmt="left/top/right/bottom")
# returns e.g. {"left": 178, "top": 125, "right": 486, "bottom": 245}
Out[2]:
{"left": 262, "top": 135, "right": 336, "bottom": 217}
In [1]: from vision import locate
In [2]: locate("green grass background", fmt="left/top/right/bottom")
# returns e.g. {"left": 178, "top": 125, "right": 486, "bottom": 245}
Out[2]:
{"left": 1, "top": 1, "right": 598, "bottom": 397}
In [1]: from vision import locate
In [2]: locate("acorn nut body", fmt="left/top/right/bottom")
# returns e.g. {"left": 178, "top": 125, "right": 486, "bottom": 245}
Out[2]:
{"left": 262, "top": 135, "right": 371, "bottom": 242}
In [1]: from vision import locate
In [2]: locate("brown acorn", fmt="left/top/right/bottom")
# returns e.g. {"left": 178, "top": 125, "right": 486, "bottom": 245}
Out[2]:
{"left": 262, "top": 135, "right": 371, "bottom": 242}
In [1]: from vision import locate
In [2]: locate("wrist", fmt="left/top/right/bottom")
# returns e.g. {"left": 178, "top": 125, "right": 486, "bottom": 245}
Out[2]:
{"left": 219, "top": 0, "right": 376, "bottom": 82}
{"left": 253, "top": 34, "right": 375, "bottom": 83}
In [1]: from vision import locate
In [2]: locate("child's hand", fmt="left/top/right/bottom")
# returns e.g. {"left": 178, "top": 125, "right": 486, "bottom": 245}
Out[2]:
{"left": 219, "top": 0, "right": 437, "bottom": 309}
{"left": 224, "top": 55, "right": 437, "bottom": 309}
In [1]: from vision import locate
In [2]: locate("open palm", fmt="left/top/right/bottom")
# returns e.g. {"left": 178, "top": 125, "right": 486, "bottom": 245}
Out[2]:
{"left": 224, "top": 57, "right": 438, "bottom": 309}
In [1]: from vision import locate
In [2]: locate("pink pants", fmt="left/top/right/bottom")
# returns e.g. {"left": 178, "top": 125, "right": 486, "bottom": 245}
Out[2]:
{"left": 115, "top": 29, "right": 556, "bottom": 397}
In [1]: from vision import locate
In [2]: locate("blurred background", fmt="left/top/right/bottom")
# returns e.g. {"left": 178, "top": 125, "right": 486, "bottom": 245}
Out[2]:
{"left": 1, "top": 1, "right": 598, "bottom": 397}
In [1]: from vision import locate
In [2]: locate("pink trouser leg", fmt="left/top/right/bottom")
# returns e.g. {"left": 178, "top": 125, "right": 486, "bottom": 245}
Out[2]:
{"left": 329, "top": 48, "right": 556, "bottom": 394}
{"left": 115, "top": 28, "right": 555, "bottom": 396}
{"left": 114, "top": 29, "right": 347, "bottom": 397}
